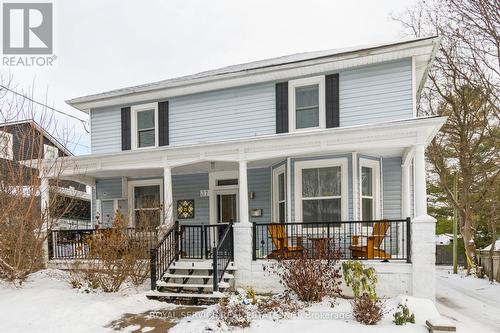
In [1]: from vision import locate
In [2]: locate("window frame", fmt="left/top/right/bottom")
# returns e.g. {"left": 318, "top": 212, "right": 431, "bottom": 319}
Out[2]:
{"left": 0, "top": 130, "right": 13, "bottom": 160}
{"left": 272, "top": 164, "right": 286, "bottom": 223}
{"left": 294, "top": 158, "right": 349, "bottom": 222}
{"left": 43, "top": 144, "right": 58, "bottom": 159}
{"left": 359, "top": 158, "right": 381, "bottom": 221}
{"left": 288, "top": 75, "right": 326, "bottom": 132}
{"left": 131, "top": 103, "right": 159, "bottom": 150}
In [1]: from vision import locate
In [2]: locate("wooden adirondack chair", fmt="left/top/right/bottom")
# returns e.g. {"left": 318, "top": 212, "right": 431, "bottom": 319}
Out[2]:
{"left": 350, "top": 221, "right": 391, "bottom": 259}
{"left": 267, "top": 224, "right": 304, "bottom": 259}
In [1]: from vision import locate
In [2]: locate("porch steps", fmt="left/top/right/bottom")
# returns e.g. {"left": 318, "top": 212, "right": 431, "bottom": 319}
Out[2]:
{"left": 156, "top": 281, "right": 230, "bottom": 290}
{"left": 152, "top": 259, "right": 236, "bottom": 304}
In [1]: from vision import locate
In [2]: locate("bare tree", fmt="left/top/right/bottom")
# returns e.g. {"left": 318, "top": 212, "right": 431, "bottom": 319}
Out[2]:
{"left": 393, "top": 0, "right": 499, "bottom": 271}
{"left": 0, "top": 75, "right": 79, "bottom": 284}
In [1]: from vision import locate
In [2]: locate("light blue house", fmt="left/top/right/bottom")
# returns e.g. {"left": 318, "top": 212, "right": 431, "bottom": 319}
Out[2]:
{"left": 44, "top": 36, "right": 445, "bottom": 301}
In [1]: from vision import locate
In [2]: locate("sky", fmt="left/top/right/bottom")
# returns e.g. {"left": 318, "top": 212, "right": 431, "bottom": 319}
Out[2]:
{"left": 0, "top": 0, "right": 416, "bottom": 155}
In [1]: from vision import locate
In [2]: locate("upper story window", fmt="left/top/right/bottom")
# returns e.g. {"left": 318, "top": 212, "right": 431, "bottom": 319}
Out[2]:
{"left": 131, "top": 103, "right": 158, "bottom": 149}
{"left": 289, "top": 76, "right": 325, "bottom": 132}
{"left": 0, "top": 130, "right": 13, "bottom": 160}
{"left": 44, "top": 144, "right": 58, "bottom": 159}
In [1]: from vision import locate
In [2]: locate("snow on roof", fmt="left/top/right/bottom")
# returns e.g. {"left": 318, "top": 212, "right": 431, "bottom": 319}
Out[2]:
{"left": 67, "top": 36, "right": 438, "bottom": 108}
{"left": 481, "top": 240, "right": 500, "bottom": 251}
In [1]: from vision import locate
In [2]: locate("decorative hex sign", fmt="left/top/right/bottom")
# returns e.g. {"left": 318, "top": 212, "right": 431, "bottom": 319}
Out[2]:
{"left": 177, "top": 199, "right": 195, "bottom": 219}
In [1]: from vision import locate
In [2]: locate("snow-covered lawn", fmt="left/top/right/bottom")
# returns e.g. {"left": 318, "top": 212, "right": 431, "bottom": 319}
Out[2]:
{"left": 1, "top": 268, "right": 498, "bottom": 332}
{"left": 0, "top": 269, "right": 173, "bottom": 333}
{"left": 436, "top": 266, "right": 500, "bottom": 333}
{"left": 171, "top": 295, "right": 439, "bottom": 333}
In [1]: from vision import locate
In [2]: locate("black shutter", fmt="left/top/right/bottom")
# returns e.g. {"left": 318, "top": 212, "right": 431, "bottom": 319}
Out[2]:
{"left": 158, "top": 101, "right": 169, "bottom": 146}
{"left": 121, "top": 106, "right": 131, "bottom": 150}
{"left": 275, "top": 82, "right": 288, "bottom": 133}
{"left": 325, "top": 74, "right": 339, "bottom": 128}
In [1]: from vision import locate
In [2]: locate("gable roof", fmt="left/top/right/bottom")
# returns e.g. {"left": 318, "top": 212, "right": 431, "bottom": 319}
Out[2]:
{"left": 0, "top": 119, "right": 73, "bottom": 156}
{"left": 67, "top": 36, "right": 440, "bottom": 111}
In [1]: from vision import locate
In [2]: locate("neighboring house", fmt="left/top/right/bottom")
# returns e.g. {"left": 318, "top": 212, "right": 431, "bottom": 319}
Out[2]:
{"left": 0, "top": 119, "right": 91, "bottom": 229}
{"left": 43, "top": 36, "right": 445, "bottom": 301}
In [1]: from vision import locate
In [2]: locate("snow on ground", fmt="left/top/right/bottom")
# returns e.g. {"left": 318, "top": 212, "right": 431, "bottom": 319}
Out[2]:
{"left": 171, "top": 295, "right": 440, "bottom": 333}
{"left": 0, "top": 269, "right": 174, "bottom": 333}
{"left": 436, "top": 266, "right": 500, "bottom": 333}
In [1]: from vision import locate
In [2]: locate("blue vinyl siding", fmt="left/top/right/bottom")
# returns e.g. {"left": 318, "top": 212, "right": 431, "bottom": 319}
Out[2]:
{"left": 339, "top": 59, "right": 413, "bottom": 126}
{"left": 172, "top": 173, "right": 209, "bottom": 224}
{"left": 89, "top": 59, "right": 413, "bottom": 152}
{"left": 382, "top": 157, "right": 402, "bottom": 219}
{"left": 169, "top": 83, "right": 275, "bottom": 145}
{"left": 248, "top": 168, "right": 272, "bottom": 223}
{"left": 95, "top": 178, "right": 123, "bottom": 199}
{"left": 90, "top": 107, "right": 122, "bottom": 154}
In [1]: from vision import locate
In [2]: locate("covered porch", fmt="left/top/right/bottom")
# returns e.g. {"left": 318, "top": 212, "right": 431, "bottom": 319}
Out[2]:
{"left": 42, "top": 116, "right": 445, "bottom": 298}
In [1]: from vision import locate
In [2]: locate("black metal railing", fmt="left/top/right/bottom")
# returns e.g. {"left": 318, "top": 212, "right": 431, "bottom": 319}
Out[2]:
{"left": 150, "top": 222, "right": 180, "bottom": 290}
{"left": 48, "top": 227, "right": 158, "bottom": 260}
{"left": 253, "top": 218, "right": 411, "bottom": 262}
{"left": 212, "top": 222, "right": 234, "bottom": 291}
{"left": 180, "top": 223, "right": 231, "bottom": 259}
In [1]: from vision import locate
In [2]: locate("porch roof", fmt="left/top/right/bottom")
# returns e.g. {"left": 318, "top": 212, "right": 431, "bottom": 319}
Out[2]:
{"left": 42, "top": 116, "right": 446, "bottom": 183}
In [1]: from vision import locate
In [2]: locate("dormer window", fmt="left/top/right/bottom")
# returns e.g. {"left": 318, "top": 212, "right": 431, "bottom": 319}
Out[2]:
{"left": 288, "top": 76, "right": 325, "bottom": 132}
{"left": 131, "top": 103, "right": 158, "bottom": 149}
{"left": 44, "top": 144, "right": 58, "bottom": 159}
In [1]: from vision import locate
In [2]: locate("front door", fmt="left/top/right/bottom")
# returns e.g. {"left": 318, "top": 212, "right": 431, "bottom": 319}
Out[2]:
{"left": 216, "top": 192, "right": 237, "bottom": 223}
{"left": 128, "top": 180, "right": 163, "bottom": 229}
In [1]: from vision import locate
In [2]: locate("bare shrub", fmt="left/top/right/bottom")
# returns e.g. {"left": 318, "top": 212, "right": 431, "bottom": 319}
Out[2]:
{"left": 256, "top": 293, "right": 304, "bottom": 319}
{"left": 217, "top": 297, "right": 251, "bottom": 328}
{"left": 69, "top": 211, "right": 152, "bottom": 292}
{"left": 269, "top": 247, "right": 342, "bottom": 302}
{"left": 352, "top": 294, "right": 385, "bottom": 325}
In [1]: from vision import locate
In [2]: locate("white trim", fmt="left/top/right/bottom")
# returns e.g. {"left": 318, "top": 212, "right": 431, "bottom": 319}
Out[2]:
{"left": 359, "top": 158, "right": 381, "bottom": 220}
{"left": 48, "top": 117, "right": 447, "bottom": 179}
{"left": 272, "top": 164, "right": 286, "bottom": 223}
{"left": 352, "top": 152, "right": 359, "bottom": 220}
{"left": 131, "top": 103, "right": 159, "bottom": 150}
{"left": 286, "top": 158, "right": 292, "bottom": 222}
{"left": 294, "top": 157, "right": 349, "bottom": 222}
{"left": 288, "top": 75, "right": 326, "bottom": 132}
{"left": 209, "top": 170, "right": 240, "bottom": 224}
{"left": 0, "top": 130, "right": 13, "bottom": 160}
{"left": 127, "top": 178, "right": 163, "bottom": 227}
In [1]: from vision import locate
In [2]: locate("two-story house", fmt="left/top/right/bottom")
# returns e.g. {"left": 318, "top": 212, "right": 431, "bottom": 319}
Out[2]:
{"left": 0, "top": 119, "right": 91, "bottom": 229}
{"left": 43, "top": 36, "right": 445, "bottom": 301}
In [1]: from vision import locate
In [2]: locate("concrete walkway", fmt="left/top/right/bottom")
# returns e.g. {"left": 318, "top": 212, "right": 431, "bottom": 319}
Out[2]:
{"left": 435, "top": 266, "right": 500, "bottom": 333}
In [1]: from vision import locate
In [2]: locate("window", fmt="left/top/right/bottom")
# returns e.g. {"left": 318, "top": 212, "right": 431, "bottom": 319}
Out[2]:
{"left": 289, "top": 76, "right": 325, "bottom": 131}
{"left": 359, "top": 159, "right": 380, "bottom": 221}
{"left": 295, "top": 158, "right": 348, "bottom": 223}
{"left": 216, "top": 178, "right": 238, "bottom": 186}
{"left": 44, "top": 144, "right": 58, "bottom": 159}
{"left": 0, "top": 131, "right": 13, "bottom": 160}
{"left": 273, "top": 165, "right": 286, "bottom": 223}
{"left": 133, "top": 185, "right": 161, "bottom": 228}
{"left": 132, "top": 103, "right": 158, "bottom": 149}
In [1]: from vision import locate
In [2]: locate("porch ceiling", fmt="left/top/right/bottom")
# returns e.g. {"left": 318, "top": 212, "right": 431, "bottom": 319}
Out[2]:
{"left": 45, "top": 116, "right": 446, "bottom": 180}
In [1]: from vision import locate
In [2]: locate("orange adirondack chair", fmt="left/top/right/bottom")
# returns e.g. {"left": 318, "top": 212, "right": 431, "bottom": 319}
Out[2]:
{"left": 267, "top": 224, "right": 303, "bottom": 259}
{"left": 350, "top": 221, "right": 391, "bottom": 259}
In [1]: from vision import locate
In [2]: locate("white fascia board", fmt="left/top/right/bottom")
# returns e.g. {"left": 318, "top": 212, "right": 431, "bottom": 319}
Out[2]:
{"left": 46, "top": 116, "right": 446, "bottom": 178}
{"left": 68, "top": 38, "right": 439, "bottom": 111}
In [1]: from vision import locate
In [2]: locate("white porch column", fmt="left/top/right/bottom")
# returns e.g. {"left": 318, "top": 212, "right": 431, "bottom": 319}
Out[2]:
{"left": 402, "top": 162, "right": 411, "bottom": 219}
{"left": 163, "top": 166, "right": 173, "bottom": 226}
{"left": 40, "top": 176, "right": 50, "bottom": 264}
{"left": 233, "top": 160, "right": 253, "bottom": 288}
{"left": 238, "top": 160, "right": 250, "bottom": 225}
{"left": 411, "top": 144, "right": 436, "bottom": 300}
